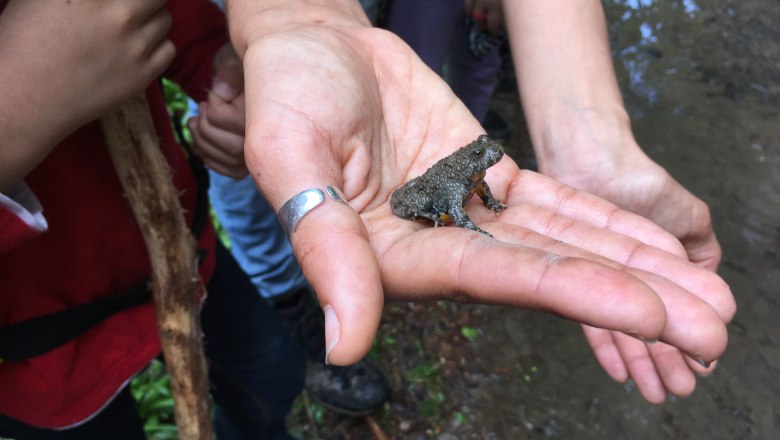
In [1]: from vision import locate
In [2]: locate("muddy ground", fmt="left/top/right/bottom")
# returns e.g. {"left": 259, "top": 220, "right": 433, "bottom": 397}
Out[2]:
{"left": 290, "top": 1, "right": 780, "bottom": 438}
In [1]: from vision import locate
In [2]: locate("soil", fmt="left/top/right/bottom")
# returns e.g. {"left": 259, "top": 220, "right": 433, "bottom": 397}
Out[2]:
{"left": 290, "top": 1, "right": 780, "bottom": 438}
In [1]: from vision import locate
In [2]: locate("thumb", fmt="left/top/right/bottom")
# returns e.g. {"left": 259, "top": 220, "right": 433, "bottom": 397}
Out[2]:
{"left": 289, "top": 189, "right": 384, "bottom": 365}
{"left": 211, "top": 45, "right": 244, "bottom": 101}
{"left": 244, "top": 122, "right": 384, "bottom": 365}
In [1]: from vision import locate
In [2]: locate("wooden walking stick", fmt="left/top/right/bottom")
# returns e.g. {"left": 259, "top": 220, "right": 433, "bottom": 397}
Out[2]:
{"left": 100, "top": 95, "right": 214, "bottom": 440}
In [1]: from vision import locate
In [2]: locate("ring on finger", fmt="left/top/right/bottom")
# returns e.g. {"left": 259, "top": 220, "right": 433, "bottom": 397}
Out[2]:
{"left": 278, "top": 186, "right": 348, "bottom": 241}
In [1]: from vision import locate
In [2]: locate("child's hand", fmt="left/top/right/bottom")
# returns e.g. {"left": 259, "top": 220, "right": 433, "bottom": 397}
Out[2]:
{"left": 0, "top": 0, "right": 175, "bottom": 191}
{"left": 189, "top": 45, "right": 248, "bottom": 179}
{"left": 0, "top": 0, "right": 174, "bottom": 129}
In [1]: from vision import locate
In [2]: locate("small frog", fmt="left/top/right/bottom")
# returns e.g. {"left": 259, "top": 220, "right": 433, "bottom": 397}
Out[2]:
{"left": 390, "top": 134, "right": 508, "bottom": 236}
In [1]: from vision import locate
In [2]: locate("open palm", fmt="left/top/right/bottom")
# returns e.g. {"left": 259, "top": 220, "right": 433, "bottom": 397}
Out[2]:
{"left": 240, "top": 26, "right": 734, "bottom": 403}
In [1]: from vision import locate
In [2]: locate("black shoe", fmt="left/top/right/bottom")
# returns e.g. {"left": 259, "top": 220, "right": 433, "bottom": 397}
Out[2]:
{"left": 269, "top": 288, "right": 390, "bottom": 416}
{"left": 306, "top": 360, "right": 389, "bottom": 416}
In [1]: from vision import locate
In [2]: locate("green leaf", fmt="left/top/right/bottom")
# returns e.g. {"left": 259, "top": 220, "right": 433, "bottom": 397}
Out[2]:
{"left": 460, "top": 325, "right": 478, "bottom": 340}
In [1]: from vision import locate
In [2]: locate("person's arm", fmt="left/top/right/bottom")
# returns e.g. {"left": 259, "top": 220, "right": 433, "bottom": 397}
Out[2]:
{"left": 503, "top": 0, "right": 720, "bottom": 271}
{"left": 224, "top": 0, "right": 370, "bottom": 58}
{"left": 504, "top": 0, "right": 728, "bottom": 402}
{"left": 223, "top": 0, "right": 734, "bottom": 404}
{"left": 0, "top": 0, "right": 174, "bottom": 194}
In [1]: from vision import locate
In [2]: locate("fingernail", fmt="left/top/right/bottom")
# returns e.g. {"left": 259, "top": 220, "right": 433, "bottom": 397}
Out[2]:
{"left": 682, "top": 351, "right": 712, "bottom": 368}
{"left": 626, "top": 331, "right": 657, "bottom": 345}
{"left": 694, "top": 357, "right": 711, "bottom": 369}
{"left": 212, "top": 80, "right": 238, "bottom": 100}
{"left": 323, "top": 304, "right": 340, "bottom": 365}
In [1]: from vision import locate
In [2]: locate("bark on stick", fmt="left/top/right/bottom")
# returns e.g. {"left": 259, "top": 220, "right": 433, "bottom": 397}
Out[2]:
{"left": 100, "top": 94, "right": 214, "bottom": 440}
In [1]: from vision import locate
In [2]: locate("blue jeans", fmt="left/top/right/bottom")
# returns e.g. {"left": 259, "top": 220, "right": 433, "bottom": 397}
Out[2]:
{"left": 0, "top": 244, "right": 305, "bottom": 440}
{"left": 209, "top": 172, "right": 308, "bottom": 299}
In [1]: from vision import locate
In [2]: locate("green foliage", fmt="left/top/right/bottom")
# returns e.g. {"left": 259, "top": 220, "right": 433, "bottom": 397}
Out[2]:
{"left": 162, "top": 78, "right": 232, "bottom": 248}
{"left": 162, "top": 78, "right": 193, "bottom": 146}
{"left": 460, "top": 325, "right": 478, "bottom": 341}
{"left": 409, "top": 360, "right": 440, "bottom": 383}
{"left": 130, "top": 359, "right": 178, "bottom": 440}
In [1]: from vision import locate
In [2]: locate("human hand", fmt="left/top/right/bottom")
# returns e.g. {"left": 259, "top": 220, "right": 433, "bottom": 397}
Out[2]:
{"left": 235, "top": 17, "right": 734, "bottom": 404}
{"left": 533, "top": 110, "right": 722, "bottom": 272}
{"left": 0, "top": 0, "right": 174, "bottom": 191}
{"left": 189, "top": 44, "right": 248, "bottom": 179}
{"left": 464, "top": 0, "right": 505, "bottom": 36}
{"left": 0, "top": 0, "right": 174, "bottom": 129}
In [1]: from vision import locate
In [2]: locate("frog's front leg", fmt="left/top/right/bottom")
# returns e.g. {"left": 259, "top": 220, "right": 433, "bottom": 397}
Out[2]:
{"left": 475, "top": 181, "right": 508, "bottom": 214}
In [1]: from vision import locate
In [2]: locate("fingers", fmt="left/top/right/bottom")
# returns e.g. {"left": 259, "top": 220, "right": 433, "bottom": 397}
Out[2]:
{"left": 189, "top": 112, "right": 247, "bottom": 178}
{"left": 125, "top": 0, "right": 170, "bottom": 25}
{"left": 678, "top": 201, "right": 722, "bottom": 271}
{"left": 290, "top": 194, "right": 384, "bottom": 365}
{"left": 581, "top": 325, "right": 628, "bottom": 383}
{"left": 211, "top": 45, "right": 244, "bottom": 101}
{"left": 583, "top": 326, "right": 702, "bottom": 403}
{"left": 653, "top": 177, "right": 722, "bottom": 271}
{"left": 483, "top": 210, "right": 728, "bottom": 364}
{"left": 684, "top": 229, "right": 722, "bottom": 271}
{"left": 139, "top": 8, "right": 175, "bottom": 81}
{"left": 379, "top": 225, "right": 668, "bottom": 342}
{"left": 497, "top": 169, "right": 688, "bottom": 259}
{"left": 189, "top": 90, "right": 247, "bottom": 178}
{"left": 493, "top": 198, "right": 736, "bottom": 323}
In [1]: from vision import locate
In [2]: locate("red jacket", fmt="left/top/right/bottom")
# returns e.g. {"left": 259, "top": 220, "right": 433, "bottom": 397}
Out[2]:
{"left": 0, "top": 0, "right": 227, "bottom": 428}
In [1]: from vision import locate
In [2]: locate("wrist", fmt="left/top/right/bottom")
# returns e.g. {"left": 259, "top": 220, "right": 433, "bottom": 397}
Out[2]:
{"left": 529, "top": 102, "right": 655, "bottom": 186}
{"left": 225, "top": 0, "right": 370, "bottom": 57}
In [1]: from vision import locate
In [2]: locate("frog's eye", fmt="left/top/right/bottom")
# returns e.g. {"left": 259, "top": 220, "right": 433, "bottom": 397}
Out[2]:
{"left": 472, "top": 148, "right": 483, "bottom": 157}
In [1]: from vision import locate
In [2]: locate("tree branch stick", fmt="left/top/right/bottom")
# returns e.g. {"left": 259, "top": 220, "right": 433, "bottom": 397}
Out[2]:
{"left": 100, "top": 94, "right": 214, "bottom": 440}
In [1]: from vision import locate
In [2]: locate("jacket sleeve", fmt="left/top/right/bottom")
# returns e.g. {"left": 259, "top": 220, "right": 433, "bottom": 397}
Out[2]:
{"left": 164, "top": 0, "right": 230, "bottom": 103}
{"left": 0, "top": 182, "right": 48, "bottom": 253}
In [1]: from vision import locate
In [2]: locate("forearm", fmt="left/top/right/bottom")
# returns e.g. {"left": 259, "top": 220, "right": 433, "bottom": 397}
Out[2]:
{"left": 504, "top": 0, "right": 634, "bottom": 168}
{"left": 224, "top": 0, "right": 370, "bottom": 57}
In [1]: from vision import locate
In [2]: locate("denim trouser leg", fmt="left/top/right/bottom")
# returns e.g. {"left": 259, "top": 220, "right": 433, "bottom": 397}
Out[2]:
{"left": 202, "top": 244, "right": 306, "bottom": 440}
{"left": 208, "top": 172, "right": 308, "bottom": 299}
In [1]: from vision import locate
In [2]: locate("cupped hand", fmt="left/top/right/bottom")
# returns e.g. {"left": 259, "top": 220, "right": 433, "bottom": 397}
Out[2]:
{"left": 240, "top": 26, "right": 734, "bottom": 403}
{"left": 535, "top": 113, "right": 722, "bottom": 272}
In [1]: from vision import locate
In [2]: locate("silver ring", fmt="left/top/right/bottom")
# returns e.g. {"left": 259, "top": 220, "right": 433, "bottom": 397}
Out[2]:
{"left": 278, "top": 186, "right": 347, "bottom": 240}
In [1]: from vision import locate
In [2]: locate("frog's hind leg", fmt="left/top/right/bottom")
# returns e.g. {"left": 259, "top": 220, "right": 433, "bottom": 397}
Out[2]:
{"left": 475, "top": 181, "right": 508, "bottom": 214}
{"left": 448, "top": 204, "right": 493, "bottom": 237}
